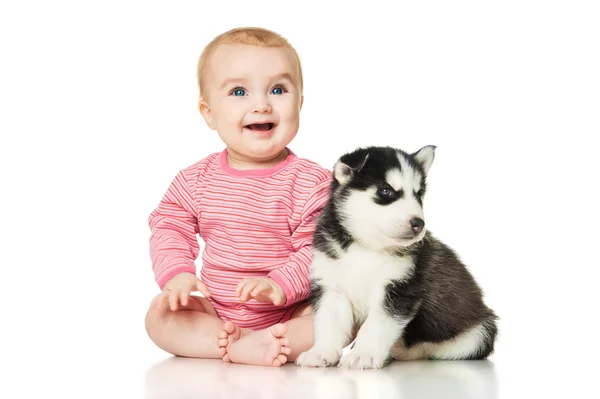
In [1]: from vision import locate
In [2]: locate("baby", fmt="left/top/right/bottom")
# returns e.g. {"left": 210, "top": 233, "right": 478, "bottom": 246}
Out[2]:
{"left": 145, "top": 27, "right": 332, "bottom": 367}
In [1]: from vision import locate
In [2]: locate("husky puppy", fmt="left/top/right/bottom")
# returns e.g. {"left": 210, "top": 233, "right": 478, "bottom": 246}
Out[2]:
{"left": 296, "top": 145, "right": 498, "bottom": 369}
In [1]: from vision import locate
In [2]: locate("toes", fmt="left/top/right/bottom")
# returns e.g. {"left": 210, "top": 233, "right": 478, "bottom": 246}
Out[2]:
{"left": 275, "top": 354, "right": 287, "bottom": 366}
{"left": 223, "top": 321, "right": 237, "bottom": 334}
{"left": 217, "top": 330, "right": 228, "bottom": 339}
{"left": 218, "top": 348, "right": 227, "bottom": 357}
{"left": 270, "top": 323, "right": 287, "bottom": 338}
{"left": 217, "top": 338, "right": 229, "bottom": 347}
{"left": 279, "top": 337, "right": 290, "bottom": 347}
{"left": 223, "top": 354, "right": 231, "bottom": 362}
{"left": 281, "top": 346, "right": 292, "bottom": 355}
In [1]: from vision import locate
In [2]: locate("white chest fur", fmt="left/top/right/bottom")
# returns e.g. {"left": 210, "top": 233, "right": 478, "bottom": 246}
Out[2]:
{"left": 311, "top": 244, "right": 415, "bottom": 321}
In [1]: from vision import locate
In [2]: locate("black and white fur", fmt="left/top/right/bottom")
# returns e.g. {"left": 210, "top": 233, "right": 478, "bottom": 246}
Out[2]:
{"left": 296, "top": 145, "right": 498, "bottom": 369}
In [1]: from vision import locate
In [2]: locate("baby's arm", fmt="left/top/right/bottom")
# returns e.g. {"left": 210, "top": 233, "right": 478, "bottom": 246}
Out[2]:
{"left": 266, "top": 177, "right": 332, "bottom": 306}
{"left": 148, "top": 170, "right": 208, "bottom": 308}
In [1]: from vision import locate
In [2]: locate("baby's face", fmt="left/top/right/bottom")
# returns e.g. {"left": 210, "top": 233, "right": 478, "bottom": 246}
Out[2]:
{"left": 200, "top": 44, "right": 303, "bottom": 162}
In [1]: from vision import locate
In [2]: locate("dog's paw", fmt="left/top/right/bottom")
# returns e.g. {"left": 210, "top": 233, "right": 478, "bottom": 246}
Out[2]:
{"left": 296, "top": 348, "right": 341, "bottom": 367}
{"left": 338, "top": 350, "right": 388, "bottom": 369}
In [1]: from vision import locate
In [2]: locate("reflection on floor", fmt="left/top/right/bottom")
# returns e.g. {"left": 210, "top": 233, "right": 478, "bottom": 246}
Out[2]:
{"left": 145, "top": 356, "right": 498, "bottom": 399}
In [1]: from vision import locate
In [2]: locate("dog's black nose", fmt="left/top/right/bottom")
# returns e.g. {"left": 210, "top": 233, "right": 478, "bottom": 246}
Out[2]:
{"left": 410, "top": 218, "right": 425, "bottom": 234}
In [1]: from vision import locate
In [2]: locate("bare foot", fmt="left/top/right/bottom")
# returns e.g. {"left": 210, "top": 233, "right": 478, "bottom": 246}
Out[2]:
{"left": 226, "top": 323, "right": 292, "bottom": 367}
{"left": 217, "top": 321, "right": 245, "bottom": 362}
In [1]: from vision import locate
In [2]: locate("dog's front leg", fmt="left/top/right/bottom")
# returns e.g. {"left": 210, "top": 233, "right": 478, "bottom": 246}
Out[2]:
{"left": 296, "top": 289, "right": 354, "bottom": 367}
{"left": 338, "top": 290, "right": 416, "bottom": 369}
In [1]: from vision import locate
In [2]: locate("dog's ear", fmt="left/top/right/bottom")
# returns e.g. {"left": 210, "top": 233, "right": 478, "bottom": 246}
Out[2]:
{"left": 412, "top": 145, "right": 436, "bottom": 175}
{"left": 333, "top": 161, "right": 354, "bottom": 185}
{"left": 334, "top": 151, "right": 369, "bottom": 185}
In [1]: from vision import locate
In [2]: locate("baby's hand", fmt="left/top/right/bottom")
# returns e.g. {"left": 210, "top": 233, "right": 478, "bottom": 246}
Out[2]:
{"left": 236, "top": 277, "right": 287, "bottom": 306}
{"left": 152, "top": 272, "right": 211, "bottom": 311}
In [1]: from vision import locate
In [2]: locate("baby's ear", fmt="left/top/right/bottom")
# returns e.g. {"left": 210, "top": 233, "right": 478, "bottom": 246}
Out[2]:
{"left": 412, "top": 145, "right": 436, "bottom": 175}
{"left": 333, "top": 150, "right": 369, "bottom": 185}
{"left": 198, "top": 99, "right": 216, "bottom": 130}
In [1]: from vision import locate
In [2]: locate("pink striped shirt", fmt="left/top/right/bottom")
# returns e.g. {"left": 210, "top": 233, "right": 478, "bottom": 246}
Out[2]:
{"left": 148, "top": 147, "right": 332, "bottom": 329}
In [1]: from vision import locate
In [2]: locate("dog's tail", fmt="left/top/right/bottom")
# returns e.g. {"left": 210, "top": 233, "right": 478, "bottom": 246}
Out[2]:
{"left": 474, "top": 311, "right": 499, "bottom": 360}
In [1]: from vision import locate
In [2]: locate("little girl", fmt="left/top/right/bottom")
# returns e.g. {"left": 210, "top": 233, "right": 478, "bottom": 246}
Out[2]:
{"left": 145, "top": 26, "right": 331, "bottom": 367}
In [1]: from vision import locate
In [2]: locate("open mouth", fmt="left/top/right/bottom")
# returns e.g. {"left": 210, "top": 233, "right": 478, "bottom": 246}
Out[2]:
{"left": 245, "top": 123, "right": 276, "bottom": 131}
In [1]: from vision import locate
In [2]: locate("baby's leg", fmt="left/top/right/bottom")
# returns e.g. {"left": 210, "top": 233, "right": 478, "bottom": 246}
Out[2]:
{"left": 224, "top": 304, "right": 314, "bottom": 366}
{"left": 145, "top": 294, "right": 223, "bottom": 358}
{"left": 281, "top": 304, "right": 314, "bottom": 363}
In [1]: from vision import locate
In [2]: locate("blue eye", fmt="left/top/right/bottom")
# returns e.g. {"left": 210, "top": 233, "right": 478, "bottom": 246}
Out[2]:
{"left": 233, "top": 88, "right": 245, "bottom": 96}
{"left": 271, "top": 87, "right": 284, "bottom": 95}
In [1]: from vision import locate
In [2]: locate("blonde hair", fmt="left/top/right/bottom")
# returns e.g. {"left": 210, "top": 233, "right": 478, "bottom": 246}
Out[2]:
{"left": 196, "top": 27, "right": 303, "bottom": 100}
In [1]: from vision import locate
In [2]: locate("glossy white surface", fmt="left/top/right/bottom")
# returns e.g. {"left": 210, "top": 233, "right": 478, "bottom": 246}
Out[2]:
{"left": 141, "top": 348, "right": 598, "bottom": 399}
{"left": 145, "top": 357, "right": 499, "bottom": 399}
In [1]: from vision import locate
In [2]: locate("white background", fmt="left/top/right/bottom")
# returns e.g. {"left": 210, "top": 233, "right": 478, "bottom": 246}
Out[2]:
{"left": 1, "top": 0, "right": 599, "bottom": 398}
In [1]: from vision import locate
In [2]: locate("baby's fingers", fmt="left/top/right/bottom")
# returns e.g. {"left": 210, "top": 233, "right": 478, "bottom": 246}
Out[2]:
{"left": 168, "top": 290, "right": 180, "bottom": 311}
{"left": 239, "top": 280, "right": 260, "bottom": 302}
{"left": 235, "top": 279, "right": 248, "bottom": 298}
{"left": 250, "top": 282, "right": 270, "bottom": 298}
{"left": 180, "top": 289, "right": 190, "bottom": 307}
{"left": 269, "top": 291, "right": 285, "bottom": 306}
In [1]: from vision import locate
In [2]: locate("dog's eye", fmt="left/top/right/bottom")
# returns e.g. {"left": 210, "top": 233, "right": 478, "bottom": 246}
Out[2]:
{"left": 378, "top": 187, "right": 394, "bottom": 198}
{"left": 415, "top": 189, "right": 424, "bottom": 198}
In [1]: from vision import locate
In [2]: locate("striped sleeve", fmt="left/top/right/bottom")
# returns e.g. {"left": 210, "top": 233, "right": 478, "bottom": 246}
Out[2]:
{"left": 148, "top": 170, "right": 200, "bottom": 289}
{"left": 268, "top": 176, "right": 331, "bottom": 305}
